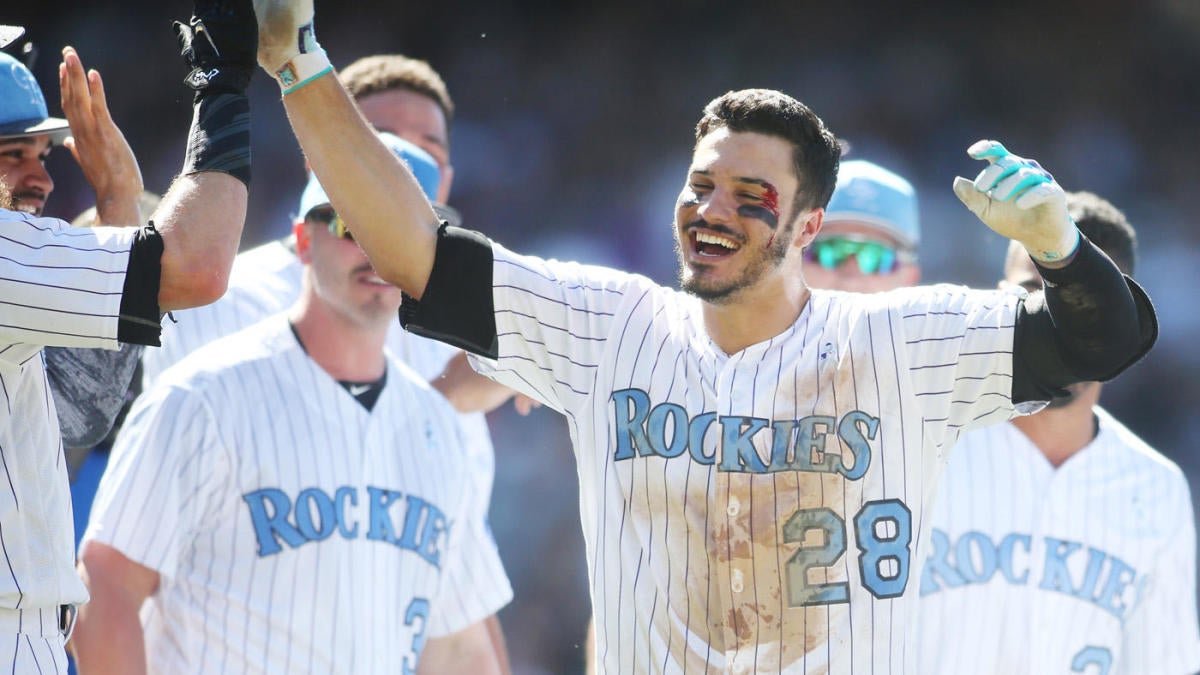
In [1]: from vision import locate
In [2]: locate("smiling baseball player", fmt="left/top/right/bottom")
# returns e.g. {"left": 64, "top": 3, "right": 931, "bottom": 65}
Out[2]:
{"left": 248, "top": 2, "right": 1158, "bottom": 671}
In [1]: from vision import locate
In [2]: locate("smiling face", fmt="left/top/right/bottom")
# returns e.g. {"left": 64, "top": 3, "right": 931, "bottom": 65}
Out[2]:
{"left": 0, "top": 134, "right": 53, "bottom": 215}
{"left": 674, "top": 128, "right": 819, "bottom": 304}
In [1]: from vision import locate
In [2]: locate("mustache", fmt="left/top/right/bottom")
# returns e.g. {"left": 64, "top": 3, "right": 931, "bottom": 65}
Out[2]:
{"left": 681, "top": 218, "right": 746, "bottom": 244}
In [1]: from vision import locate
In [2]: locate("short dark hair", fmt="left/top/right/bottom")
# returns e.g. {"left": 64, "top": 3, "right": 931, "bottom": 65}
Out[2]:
{"left": 694, "top": 89, "right": 841, "bottom": 212}
{"left": 339, "top": 55, "right": 455, "bottom": 127}
{"left": 1066, "top": 191, "right": 1137, "bottom": 275}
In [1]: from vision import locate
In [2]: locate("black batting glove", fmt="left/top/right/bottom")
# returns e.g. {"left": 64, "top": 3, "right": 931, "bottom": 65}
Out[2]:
{"left": 174, "top": 0, "right": 257, "bottom": 97}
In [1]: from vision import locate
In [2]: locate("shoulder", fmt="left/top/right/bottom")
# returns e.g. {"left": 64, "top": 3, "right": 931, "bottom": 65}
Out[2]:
{"left": 491, "top": 240, "right": 668, "bottom": 301}
{"left": 156, "top": 315, "right": 299, "bottom": 391}
{"left": 1096, "top": 407, "right": 1188, "bottom": 484}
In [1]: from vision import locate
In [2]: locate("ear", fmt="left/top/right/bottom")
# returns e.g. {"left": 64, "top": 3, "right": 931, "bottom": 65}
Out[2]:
{"left": 792, "top": 208, "right": 824, "bottom": 249}
{"left": 293, "top": 220, "right": 313, "bottom": 263}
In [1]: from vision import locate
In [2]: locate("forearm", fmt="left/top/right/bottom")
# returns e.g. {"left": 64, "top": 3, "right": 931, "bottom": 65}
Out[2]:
{"left": 281, "top": 72, "right": 439, "bottom": 297}
{"left": 432, "top": 352, "right": 517, "bottom": 413}
{"left": 153, "top": 170, "right": 246, "bottom": 311}
{"left": 1012, "top": 236, "right": 1156, "bottom": 400}
{"left": 73, "top": 544, "right": 158, "bottom": 675}
{"left": 417, "top": 621, "right": 502, "bottom": 675}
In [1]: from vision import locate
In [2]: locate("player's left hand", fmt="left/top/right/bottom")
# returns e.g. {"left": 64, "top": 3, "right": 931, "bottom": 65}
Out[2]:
{"left": 58, "top": 46, "right": 143, "bottom": 227}
{"left": 953, "top": 140, "right": 1079, "bottom": 264}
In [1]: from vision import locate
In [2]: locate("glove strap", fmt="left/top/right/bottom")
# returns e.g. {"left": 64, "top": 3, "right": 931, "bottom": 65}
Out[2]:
{"left": 273, "top": 49, "right": 333, "bottom": 94}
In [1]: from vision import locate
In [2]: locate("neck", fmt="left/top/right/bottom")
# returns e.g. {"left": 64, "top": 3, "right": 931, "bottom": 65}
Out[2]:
{"left": 289, "top": 292, "right": 390, "bottom": 382}
{"left": 702, "top": 274, "right": 810, "bottom": 355}
{"left": 1011, "top": 390, "right": 1101, "bottom": 468}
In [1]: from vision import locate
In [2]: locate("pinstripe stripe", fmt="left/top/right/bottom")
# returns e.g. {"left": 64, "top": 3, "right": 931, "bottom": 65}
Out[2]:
{"left": 80, "top": 317, "right": 510, "bottom": 672}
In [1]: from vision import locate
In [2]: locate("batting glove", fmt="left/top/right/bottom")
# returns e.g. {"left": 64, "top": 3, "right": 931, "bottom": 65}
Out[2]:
{"left": 253, "top": 0, "right": 330, "bottom": 93}
{"left": 953, "top": 140, "right": 1080, "bottom": 264}
{"left": 174, "top": 0, "right": 258, "bottom": 98}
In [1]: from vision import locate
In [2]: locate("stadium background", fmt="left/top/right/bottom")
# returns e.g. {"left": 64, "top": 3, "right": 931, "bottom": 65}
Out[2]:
{"left": 9, "top": 1, "right": 1200, "bottom": 672}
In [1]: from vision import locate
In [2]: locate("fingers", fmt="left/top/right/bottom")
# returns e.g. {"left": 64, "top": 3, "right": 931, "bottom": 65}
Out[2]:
{"left": 952, "top": 176, "right": 989, "bottom": 216}
{"left": 966, "top": 140, "right": 1009, "bottom": 163}
{"left": 990, "top": 169, "right": 1050, "bottom": 202}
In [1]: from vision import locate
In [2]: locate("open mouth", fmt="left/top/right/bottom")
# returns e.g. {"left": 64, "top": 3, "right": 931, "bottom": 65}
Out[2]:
{"left": 691, "top": 230, "right": 741, "bottom": 258}
{"left": 359, "top": 273, "right": 393, "bottom": 287}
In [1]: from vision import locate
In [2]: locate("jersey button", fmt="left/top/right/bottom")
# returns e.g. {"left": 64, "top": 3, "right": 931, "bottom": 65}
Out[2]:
{"left": 730, "top": 568, "right": 744, "bottom": 593}
{"left": 726, "top": 498, "right": 740, "bottom": 517}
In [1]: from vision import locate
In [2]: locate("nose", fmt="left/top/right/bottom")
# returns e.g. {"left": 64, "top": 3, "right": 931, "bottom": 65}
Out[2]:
{"left": 22, "top": 157, "right": 54, "bottom": 195}
{"left": 696, "top": 187, "right": 736, "bottom": 225}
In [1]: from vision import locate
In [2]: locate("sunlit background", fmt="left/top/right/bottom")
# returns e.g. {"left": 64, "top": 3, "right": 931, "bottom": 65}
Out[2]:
{"left": 9, "top": 1, "right": 1200, "bottom": 672}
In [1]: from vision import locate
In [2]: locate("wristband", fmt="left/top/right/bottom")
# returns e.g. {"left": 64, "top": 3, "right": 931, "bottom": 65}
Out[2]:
{"left": 273, "top": 49, "right": 332, "bottom": 95}
{"left": 182, "top": 92, "right": 252, "bottom": 187}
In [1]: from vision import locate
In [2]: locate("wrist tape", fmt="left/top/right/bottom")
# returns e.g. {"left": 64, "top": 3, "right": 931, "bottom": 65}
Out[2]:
{"left": 182, "top": 92, "right": 251, "bottom": 187}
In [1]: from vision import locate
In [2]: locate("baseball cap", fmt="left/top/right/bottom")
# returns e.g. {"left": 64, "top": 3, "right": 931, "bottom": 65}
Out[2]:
{"left": 0, "top": 50, "right": 70, "bottom": 143}
{"left": 824, "top": 160, "right": 920, "bottom": 249}
{"left": 298, "top": 131, "right": 459, "bottom": 226}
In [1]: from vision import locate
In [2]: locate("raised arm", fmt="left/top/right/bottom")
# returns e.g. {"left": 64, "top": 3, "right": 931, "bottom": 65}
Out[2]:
{"left": 953, "top": 141, "right": 1156, "bottom": 400}
{"left": 254, "top": 0, "right": 439, "bottom": 298}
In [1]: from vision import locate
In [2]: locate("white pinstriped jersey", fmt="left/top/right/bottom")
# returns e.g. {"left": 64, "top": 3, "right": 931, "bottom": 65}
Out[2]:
{"left": 0, "top": 210, "right": 139, "bottom": 614}
{"left": 917, "top": 407, "right": 1200, "bottom": 675}
{"left": 83, "top": 316, "right": 512, "bottom": 674}
{"left": 139, "top": 238, "right": 497, "bottom": 501}
{"left": 468, "top": 243, "right": 1024, "bottom": 674}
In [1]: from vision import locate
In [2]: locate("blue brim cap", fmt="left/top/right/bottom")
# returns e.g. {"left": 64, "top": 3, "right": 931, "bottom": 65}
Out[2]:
{"left": 0, "top": 50, "right": 70, "bottom": 144}
{"left": 299, "top": 131, "right": 445, "bottom": 221}
{"left": 824, "top": 159, "right": 920, "bottom": 248}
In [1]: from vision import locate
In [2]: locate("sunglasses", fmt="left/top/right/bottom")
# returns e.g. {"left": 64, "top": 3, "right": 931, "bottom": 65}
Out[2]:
{"left": 306, "top": 206, "right": 353, "bottom": 240}
{"left": 803, "top": 236, "right": 913, "bottom": 275}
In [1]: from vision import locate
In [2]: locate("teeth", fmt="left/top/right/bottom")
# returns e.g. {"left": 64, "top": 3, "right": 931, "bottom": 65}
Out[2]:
{"left": 15, "top": 204, "right": 37, "bottom": 214}
{"left": 365, "top": 275, "right": 389, "bottom": 285}
{"left": 695, "top": 232, "right": 738, "bottom": 249}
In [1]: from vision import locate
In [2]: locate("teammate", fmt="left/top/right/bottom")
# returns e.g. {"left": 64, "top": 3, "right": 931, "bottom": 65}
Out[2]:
{"left": 918, "top": 193, "right": 1200, "bottom": 674}
{"left": 0, "top": 0, "right": 254, "bottom": 669}
{"left": 131, "top": 51, "right": 514, "bottom": 667}
{"left": 801, "top": 159, "right": 920, "bottom": 293}
{"left": 0, "top": 36, "right": 146, "bottom": 452}
{"left": 72, "top": 133, "right": 512, "bottom": 674}
{"left": 250, "top": 3, "right": 1156, "bottom": 671}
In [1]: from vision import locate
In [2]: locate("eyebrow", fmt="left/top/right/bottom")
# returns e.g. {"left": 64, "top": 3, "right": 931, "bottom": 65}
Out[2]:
{"left": 688, "top": 170, "right": 772, "bottom": 187}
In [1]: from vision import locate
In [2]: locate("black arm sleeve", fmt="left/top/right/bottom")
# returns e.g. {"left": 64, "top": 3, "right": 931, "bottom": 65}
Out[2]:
{"left": 398, "top": 223, "right": 499, "bottom": 358}
{"left": 116, "top": 223, "right": 164, "bottom": 346}
{"left": 1011, "top": 234, "right": 1158, "bottom": 403}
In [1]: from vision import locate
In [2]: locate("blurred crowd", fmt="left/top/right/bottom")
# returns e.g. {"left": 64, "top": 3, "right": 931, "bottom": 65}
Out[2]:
{"left": 9, "top": 1, "right": 1200, "bottom": 672}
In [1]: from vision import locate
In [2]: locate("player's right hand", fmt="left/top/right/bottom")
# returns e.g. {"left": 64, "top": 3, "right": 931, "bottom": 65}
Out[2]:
{"left": 59, "top": 47, "right": 143, "bottom": 227}
{"left": 252, "top": 0, "right": 316, "bottom": 75}
{"left": 953, "top": 140, "right": 1079, "bottom": 264}
{"left": 174, "top": 0, "right": 258, "bottom": 96}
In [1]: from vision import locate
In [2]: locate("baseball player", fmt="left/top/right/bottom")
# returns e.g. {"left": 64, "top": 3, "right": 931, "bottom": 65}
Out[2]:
{"left": 0, "top": 0, "right": 255, "bottom": 669}
{"left": 917, "top": 193, "right": 1200, "bottom": 674}
{"left": 252, "top": 4, "right": 1156, "bottom": 671}
{"left": 72, "top": 134, "right": 512, "bottom": 674}
{"left": 0, "top": 34, "right": 145, "bottom": 453}
{"left": 801, "top": 159, "right": 921, "bottom": 294}
{"left": 128, "top": 52, "right": 514, "bottom": 668}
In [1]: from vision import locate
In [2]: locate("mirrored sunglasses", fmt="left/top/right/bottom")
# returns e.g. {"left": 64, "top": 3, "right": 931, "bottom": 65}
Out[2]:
{"left": 803, "top": 236, "right": 914, "bottom": 275}
{"left": 306, "top": 206, "right": 353, "bottom": 240}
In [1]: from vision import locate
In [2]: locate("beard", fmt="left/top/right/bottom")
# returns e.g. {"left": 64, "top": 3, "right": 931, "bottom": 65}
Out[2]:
{"left": 677, "top": 219, "right": 793, "bottom": 304}
{"left": 0, "top": 183, "right": 10, "bottom": 210}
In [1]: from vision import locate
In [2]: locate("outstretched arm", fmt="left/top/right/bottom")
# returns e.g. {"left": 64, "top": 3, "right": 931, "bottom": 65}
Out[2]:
{"left": 255, "top": 0, "right": 439, "bottom": 298}
{"left": 954, "top": 141, "right": 1156, "bottom": 400}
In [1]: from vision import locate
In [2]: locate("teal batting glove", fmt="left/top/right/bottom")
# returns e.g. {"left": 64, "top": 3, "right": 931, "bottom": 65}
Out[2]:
{"left": 953, "top": 140, "right": 1079, "bottom": 264}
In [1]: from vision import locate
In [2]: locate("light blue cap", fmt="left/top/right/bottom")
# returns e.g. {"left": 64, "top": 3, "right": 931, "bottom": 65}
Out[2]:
{"left": 298, "top": 131, "right": 440, "bottom": 217}
{"left": 824, "top": 159, "right": 919, "bottom": 248}
{"left": 0, "top": 51, "right": 69, "bottom": 143}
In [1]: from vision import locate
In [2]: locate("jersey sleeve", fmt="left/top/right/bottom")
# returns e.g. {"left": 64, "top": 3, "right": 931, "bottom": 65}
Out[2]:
{"left": 893, "top": 284, "right": 1022, "bottom": 436}
{"left": 467, "top": 242, "right": 644, "bottom": 414}
{"left": 426, "top": 417, "right": 512, "bottom": 638}
{"left": 82, "top": 380, "right": 232, "bottom": 578}
{"left": 1, "top": 213, "right": 137, "bottom": 355}
{"left": 1119, "top": 476, "right": 1200, "bottom": 674}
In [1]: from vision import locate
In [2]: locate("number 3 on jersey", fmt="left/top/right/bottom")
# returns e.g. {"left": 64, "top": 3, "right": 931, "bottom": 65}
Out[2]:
{"left": 782, "top": 498, "right": 913, "bottom": 606}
